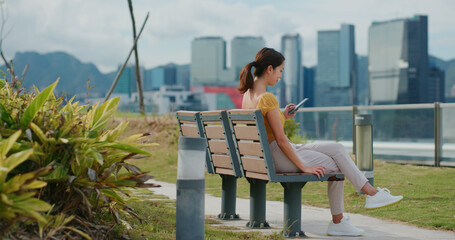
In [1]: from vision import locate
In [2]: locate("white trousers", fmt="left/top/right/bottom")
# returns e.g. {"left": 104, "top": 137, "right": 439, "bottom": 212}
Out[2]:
{"left": 269, "top": 140, "right": 368, "bottom": 215}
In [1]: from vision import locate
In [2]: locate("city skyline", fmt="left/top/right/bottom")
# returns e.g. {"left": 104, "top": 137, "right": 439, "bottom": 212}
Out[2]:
{"left": 2, "top": 0, "right": 455, "bottom": 73}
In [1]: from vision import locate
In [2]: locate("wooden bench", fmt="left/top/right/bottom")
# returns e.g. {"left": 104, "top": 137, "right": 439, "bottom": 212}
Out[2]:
{"left": 176, "top": 110, "right": 243, "bottom": 220}
{"left": 177, "top": 109, "right": 344, "bottom": 237}
{"left": 227, "top": 109, "right": 344, "bottom": 237}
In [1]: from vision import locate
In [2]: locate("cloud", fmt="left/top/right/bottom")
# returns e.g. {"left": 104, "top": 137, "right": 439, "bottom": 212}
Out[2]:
{"left": 2, "top": 0, "right": 455, "bottom": 72}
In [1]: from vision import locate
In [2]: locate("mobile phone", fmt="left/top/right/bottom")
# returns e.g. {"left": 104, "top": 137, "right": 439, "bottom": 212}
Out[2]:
{"left": 289, "top": 98, "right": 309, "bottom": 114}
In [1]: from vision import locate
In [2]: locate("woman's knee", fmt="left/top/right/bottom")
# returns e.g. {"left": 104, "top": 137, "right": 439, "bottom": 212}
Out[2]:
{"left": 327, "top": 142, "right": 345, "bottom": 152}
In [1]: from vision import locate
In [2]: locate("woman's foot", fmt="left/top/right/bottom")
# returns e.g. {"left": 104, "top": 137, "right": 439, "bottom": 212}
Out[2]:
{"left": 327, "top": 216, "right": 364, "bottom": 236}
{"left": 365, "top": 187, "right": 403, "bottom": 209}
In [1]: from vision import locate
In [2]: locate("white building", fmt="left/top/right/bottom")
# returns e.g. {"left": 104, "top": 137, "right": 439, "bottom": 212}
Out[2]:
{"left": 131, "top": 86, "right": 211, "bottom": 114}
{"left": 191, "top": 37, "right": 233, "bottom": 86}
{"left": 281, "top": 34, "right": 303, "bottom": 106}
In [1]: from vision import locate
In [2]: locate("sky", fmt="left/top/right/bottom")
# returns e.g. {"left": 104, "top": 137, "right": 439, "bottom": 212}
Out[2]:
{"left": 2, "top": 0, "right": 455, "bottom": 73}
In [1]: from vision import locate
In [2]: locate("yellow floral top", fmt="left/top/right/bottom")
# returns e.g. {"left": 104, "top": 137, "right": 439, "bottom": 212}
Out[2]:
{"left": 256, "top": 93, "right": 285, "bottom": 143}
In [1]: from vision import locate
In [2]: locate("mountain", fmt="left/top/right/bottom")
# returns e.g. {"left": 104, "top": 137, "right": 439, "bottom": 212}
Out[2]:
{"left": 0, "top": 51, "right": 112, "bottom": 97}
{"left": 430, "top": 55, "right": 455, "bottom": 97}
{"left": 429, "top": 55, "right": 455, "bottom": 71}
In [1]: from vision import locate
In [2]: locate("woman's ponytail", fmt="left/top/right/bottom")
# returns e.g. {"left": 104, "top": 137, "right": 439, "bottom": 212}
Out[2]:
{"left": 238, "top": 61, "right": 255, "bottom": 94}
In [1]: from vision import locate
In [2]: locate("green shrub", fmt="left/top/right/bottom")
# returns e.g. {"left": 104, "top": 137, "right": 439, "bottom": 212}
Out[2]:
{"left": 284, "top": 118, "right": 300, "bottom": 139}
{"left": 0, "top": 131, "right": 52, "bottom": 224}
{"left": 0, "top": 76, "right": 157, "bottom": 238}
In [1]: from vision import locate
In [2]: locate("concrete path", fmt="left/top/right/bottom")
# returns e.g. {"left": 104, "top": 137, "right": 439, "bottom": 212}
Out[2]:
{"left": 148, "top": 180, "right": 455, "bottom": 240}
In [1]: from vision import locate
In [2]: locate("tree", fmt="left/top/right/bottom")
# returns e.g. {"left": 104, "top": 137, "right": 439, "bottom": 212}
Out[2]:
{"left": 127, "top": 0, "right": 145, "bottom": 115}
{"left": 104, "top": 13, "right": 149, "bottom": 105}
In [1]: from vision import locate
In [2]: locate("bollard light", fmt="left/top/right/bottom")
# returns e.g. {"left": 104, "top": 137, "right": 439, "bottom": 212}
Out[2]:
{"left": 176, "top": 136, "right": 207, "bottom": 240}
{"left": 355, "top": 114, "right": 374, "bottom": 189}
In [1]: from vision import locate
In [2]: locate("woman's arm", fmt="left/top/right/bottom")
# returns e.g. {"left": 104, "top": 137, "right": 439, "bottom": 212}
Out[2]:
{"left": 266, "top": 109, "right": 326, "bottom": 178}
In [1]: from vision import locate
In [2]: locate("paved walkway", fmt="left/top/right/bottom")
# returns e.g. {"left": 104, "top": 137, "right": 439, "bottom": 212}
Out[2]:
{"left": 148, "top": 180, "right": 455, "bottom": 239}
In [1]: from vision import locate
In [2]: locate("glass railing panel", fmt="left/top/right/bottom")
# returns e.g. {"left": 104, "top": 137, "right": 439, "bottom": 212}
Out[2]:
{"left": 294, "top": 108, "right": 354, "bottom": 142}
{"left": 441, "top": 103, "right": 455, "bottom": 164}
{"left": 360, "top": 107, "right": 435, "bottom": 163}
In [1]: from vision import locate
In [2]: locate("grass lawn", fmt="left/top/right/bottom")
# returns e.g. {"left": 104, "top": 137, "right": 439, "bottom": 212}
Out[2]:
{"left": 113, "top": 116, "right": 455, "bottom": 238}
{"left": 119, "top": 189, "right": 283, "bottom": 240}
{"left": 132, "top": 143, "right": 455, "bottom": 232}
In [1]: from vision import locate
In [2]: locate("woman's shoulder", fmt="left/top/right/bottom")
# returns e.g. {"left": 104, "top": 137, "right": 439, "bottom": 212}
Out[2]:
{"left": 258, "top": 92, "right": 276, "bottom": 101}
{"left": 257, "top": 92, "right": 278, "bottom": 108}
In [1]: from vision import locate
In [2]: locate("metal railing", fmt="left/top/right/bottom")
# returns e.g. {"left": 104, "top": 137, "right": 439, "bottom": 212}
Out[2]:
{"left": 290, "top": 102, "right": 455, "bottom": 167}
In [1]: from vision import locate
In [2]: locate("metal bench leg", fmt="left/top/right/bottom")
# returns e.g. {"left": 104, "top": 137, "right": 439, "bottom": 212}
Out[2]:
{"left": 218, "top": 174, "right": 240, "bottom": 220}
{"left": 246, "top": 179, "right": 270, "bottom": 229}
{"left": 281, "top": 182, "right": 307, "bottom": 238}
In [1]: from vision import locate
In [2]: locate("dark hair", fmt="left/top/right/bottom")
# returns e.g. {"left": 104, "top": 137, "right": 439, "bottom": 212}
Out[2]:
{"left": 238, "top": 47, "right": 285, "bottom": 94}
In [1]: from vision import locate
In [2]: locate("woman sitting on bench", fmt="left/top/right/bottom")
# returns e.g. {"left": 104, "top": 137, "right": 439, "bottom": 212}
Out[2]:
{"left": 238, "top": 47, "right": 403, "bottom": 237}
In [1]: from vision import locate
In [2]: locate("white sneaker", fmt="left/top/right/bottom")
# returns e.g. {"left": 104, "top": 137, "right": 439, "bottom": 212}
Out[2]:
{"left": 365, "top": 187, "right": 403, "bottom": 209}
{"left": 327, "top": 216, "right": 364, "bottom": 236}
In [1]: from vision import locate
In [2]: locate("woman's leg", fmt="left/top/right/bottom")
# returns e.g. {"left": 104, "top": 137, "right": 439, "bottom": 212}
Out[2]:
{"left": 297, "top": 142, "right": 368, "bottom": 192}
{"left": 273, "top": 141, "right": 367, "bottom": 233}
{"left": 289, "top": 146, "right": 347, "bottom": 216}
{"left": 328, "top": 181, "right": 344, "bottom": 222}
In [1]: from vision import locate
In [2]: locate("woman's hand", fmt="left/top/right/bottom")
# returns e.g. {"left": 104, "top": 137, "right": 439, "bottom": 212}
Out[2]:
{"left": 283, "top": 104, "right": 296, "bottom": 119}
{"left": 301, "top": 165, "right": 327, "bottom": 178}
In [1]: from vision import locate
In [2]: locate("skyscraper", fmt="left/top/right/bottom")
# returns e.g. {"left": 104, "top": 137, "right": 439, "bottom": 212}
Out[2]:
{"left": 357, "top": 55, "right": 369, "bottom": 105}
{"left": 280, "top": 34, "right": 302, "bottom": 106}
{"left": 114, "top": 66, "right": 132, "bottom": 95}
{"left": 176, "top": 64, "right": 191, "bottom": 91}
{"left": 231, "top": 36, "right": 265, "bottom": 81}
{"left": 428, "top": 65, "right": 445, "bottom": 102}
{"left": 191, "top": 37, "right": 233, "bottom": 86}
{"left": 114, "top": 65, "right": 144, "bottom": 97}
{"left": 368, "top": 15, "right": 429, "bottom": 104}
{"left": 316, "top": 24, "right": 356, "bottom": 107}
{"left": 144, "top": 64, "right": 177, "bottom": 91}
{"left": 302, "top": 66, "right": 316, "bottom": 107}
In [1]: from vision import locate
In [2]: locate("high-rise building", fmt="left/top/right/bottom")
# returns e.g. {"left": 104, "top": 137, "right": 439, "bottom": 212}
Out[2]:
{"left": 302, "top": 66, "right": 316, "bottom": 107}
{"left": 191, "top": 37, "right": 234, "bottom": 86}
{"left": 428, "top": 65, "right": 445, "bottom": 102}
{"left": 144, "top": 64, "right": 177, "bottom": 91}
{"left": 114, "top": 66, "right": 132, "bottom": 95}
{"left": 231, "top": 36, "right": 265, "bottom": 81}
{"left": 445, "top": 62, "right": 455, "bottom": 98}
{"left": 114, "top": 65, "right": 144, "bottom": 97}
{"left": 176, "top": 64, "right": 191, "bottom": 91}
{"left": 316, "top": 24, "right": 356, "bottom": 107}
{"left": 368, "top": 15, "right": 429, "bottom": 104}
{"left": 281, "top": 34, "right": 302, "bottom": 106}
{"left": 357, "top": 55, "right": 369, "bottom": 105}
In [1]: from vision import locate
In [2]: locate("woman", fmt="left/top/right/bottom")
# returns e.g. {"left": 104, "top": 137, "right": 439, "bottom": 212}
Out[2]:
{"left": 238, "top": 47, "right": 403, "bottom": 236}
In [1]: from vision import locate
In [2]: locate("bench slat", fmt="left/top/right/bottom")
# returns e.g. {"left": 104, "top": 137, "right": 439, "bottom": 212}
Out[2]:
{"left": 208, "top": 140, "right": 228, "bottom": 154}
{"left": 203, "top": 121, "right": 223, "bottom": 125}
{"left": 232, "top": 120, "right": 256, "bottom": 125}
{"left": 229, "top": 109, "right": 256, "bottom": 114}
{"left": 180, "top": 125, "right": 199, "bottom": 137}
{"left": 212, "top": 154, "right": 232, "bottom": 168}
{"left": 177, "top": 111, "right": 199, "bottom": 116}
{"left": 201, "top": 111, "right": 223, "bottom": 116}
{"left": 205, "top": 125, "right": 224, "bottom": 139}
{"left": 276, "top": 172, "right": 342, "bottom": 176}
{"left": 241, "top": 157, "right": 267, "bottom": 173}
{"left": 245, "top": 171, "right": 269, "bottom": 181}
{"left": 234, "top": 125, "right": 259, "bottom": 140}
{"left": 237, "top": 142, "right": 263, "bottom": 157}
{"left": 215, "top": 168, "right": 235, "bottom": 176}
{"left": 179, "top": 120, "right": 197, "bottom": 124}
